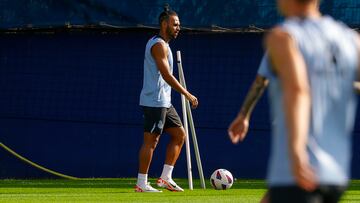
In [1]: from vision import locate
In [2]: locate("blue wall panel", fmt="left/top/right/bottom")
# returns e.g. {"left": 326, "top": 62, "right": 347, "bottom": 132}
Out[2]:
{"left": 0, "top": 0, "right": 359, "bottom": 29}
{"left": 0, "top": 31, "right": 359, "bottom": 179}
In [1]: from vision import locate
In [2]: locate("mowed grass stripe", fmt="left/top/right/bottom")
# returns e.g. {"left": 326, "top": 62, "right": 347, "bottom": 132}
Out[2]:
{"left": 0, "top": 179, "right": 359, "bottom": 202}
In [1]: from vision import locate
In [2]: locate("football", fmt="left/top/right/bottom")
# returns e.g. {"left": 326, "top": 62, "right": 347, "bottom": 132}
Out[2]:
{"left": 210, "top": 169, "right": 234, "bottom": 190}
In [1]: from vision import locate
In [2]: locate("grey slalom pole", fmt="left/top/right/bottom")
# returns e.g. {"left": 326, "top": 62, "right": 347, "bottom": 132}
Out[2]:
{"left": 177, "top": 51, "right": 193, "bottom": 190}
{"left": 176, "top": 51, "right": 206, "bottom": 189}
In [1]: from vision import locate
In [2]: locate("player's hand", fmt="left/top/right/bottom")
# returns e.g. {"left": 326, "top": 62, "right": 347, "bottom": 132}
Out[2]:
{"left": 186, "top": 93, "right": 198, "bottom": 109}
{"left": 228, "top": 114, "right": 249, "bottom": 144}
{"left": 291, "top": 152, "right": 317, "bottom": 192}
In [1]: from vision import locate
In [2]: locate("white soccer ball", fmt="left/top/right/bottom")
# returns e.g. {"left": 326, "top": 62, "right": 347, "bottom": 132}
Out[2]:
{"left": 210, "top": 169, "right": 234, "bottom": 190}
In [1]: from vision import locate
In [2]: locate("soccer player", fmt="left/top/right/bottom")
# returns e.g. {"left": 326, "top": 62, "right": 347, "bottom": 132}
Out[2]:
{"left": 229, "top": 0, "right": 360, "bottom": 202}
{"left": 135, "top": 5, "right": 198, "bottom": 192}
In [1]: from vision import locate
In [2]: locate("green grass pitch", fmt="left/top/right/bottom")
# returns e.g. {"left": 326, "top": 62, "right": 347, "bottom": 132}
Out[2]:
{"left": 0, "top": 179, "right": 359, "bottom": 202}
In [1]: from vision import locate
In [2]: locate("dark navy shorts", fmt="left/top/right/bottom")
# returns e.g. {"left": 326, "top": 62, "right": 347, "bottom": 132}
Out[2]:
{"left": 269, "top": 185, "right": 346, "bottom": 203}
{"left": 142, "top": 106, "right": 183, "bottom": 135}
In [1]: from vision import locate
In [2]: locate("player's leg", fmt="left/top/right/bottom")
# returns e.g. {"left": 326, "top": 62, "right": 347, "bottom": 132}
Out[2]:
{"left": 136, "top": 107, "right": 166, "bottom": 192}
{"left": 157, "top": 126, "right": 185, "bottom": 192}
{"left": 138, "top": 132, "right": 160, "bottom": 174}
{"left": 163, "top": 106, "right": 185, "bottom": 167}
{"left": 136, "top": 132, "right": 163, "bottom": 192}
{"left": 164, "top": 126, "right": 185, "bottom": 166}
{"left": 157, "top": 106, "right": 185, "bottom": 191}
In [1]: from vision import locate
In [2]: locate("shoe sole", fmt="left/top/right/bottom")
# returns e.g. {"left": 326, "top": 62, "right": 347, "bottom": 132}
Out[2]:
{"left": 157, "top": 179, "right": 183, "bottom": 192}
{"left": 134, "top": 185, "right": 162, "bottom": 193}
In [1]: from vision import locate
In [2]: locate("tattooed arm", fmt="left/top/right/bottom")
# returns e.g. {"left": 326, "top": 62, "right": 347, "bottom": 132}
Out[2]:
{"left": 228, "top": 75, "right": 269, "bottom": 144}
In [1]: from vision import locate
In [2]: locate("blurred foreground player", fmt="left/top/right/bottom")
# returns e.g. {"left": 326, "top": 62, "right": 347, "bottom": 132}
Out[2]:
{"left": 229, "top": 0, "right": 360, "bottom": 202}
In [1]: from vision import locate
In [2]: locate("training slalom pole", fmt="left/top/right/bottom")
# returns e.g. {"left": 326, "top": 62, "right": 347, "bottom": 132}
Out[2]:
{"left": 177, "top": 51, "right": 193, "bottom": 190}
{"left": 185, "top": 100, "right": 206, "bottom": 189}
{"left": 176, "top": 51, "right": 206, "bottom": 189}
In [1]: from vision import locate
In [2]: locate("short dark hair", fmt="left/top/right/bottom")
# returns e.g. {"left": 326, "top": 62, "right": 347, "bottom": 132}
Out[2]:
{"left": 158, "top": 3, "right": 177, "bottom": 25}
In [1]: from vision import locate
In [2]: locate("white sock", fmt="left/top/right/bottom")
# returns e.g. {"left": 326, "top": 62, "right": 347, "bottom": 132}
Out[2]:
{"left": 160, "top": 164, "right": 174, "bottom": 180}
{"left": 137, "top": 173, "right": 148, "bottom": 187}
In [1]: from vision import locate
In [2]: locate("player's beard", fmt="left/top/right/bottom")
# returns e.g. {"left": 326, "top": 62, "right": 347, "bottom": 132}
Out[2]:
{"left": 166, "top": 26, "right": 177, "bottom": 40}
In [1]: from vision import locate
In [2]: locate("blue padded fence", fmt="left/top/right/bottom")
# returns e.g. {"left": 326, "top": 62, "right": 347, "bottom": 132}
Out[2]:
{"left": 0, "top": 31, "right": 359, "bottom": 179}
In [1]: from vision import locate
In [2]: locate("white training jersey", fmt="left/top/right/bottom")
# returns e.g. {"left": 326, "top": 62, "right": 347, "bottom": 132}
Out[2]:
{"left": 140, "top": 36, "right": 173, "bottom": 108}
